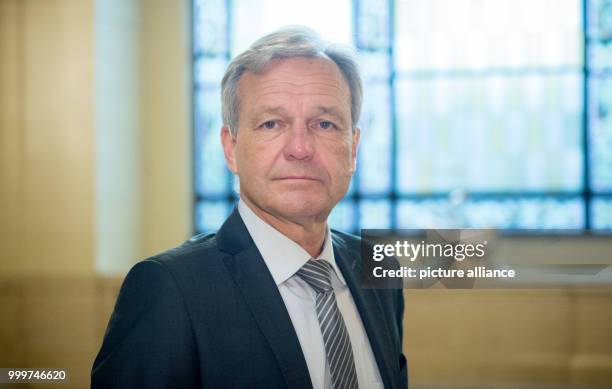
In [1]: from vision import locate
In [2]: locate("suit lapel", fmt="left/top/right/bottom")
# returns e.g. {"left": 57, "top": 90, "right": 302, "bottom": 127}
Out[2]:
{"left": 332, "top": 232, "right": 397, "bottom": 389}
{"left": 217, "top": 209, "right": 313, "bottom": 389}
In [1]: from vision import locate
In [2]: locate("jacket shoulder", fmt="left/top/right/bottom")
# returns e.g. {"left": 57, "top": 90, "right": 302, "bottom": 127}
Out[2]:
{"left": 142, "top": 232, "right": 226, "bottom": 278}
{"left": 332, "top": 229, "right": 382, "bottom": 254}
{"left": 331, "top": 229, "right": 361, "bottom": 250}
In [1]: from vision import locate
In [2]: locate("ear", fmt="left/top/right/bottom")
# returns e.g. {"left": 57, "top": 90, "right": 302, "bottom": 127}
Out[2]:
{"left": 221, "top": 125, "right": 238, "bottom": 174}
{"left": 350, "top": 127, "right": 361, "bottom": 174}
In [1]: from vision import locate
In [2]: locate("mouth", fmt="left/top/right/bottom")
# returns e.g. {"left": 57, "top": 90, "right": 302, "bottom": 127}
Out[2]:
{"left": 275, "top": 176, "right": 321, "bottom": 182}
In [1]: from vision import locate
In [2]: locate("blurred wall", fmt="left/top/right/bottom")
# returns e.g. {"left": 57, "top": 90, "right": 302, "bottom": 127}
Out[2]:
{"left": 0, "top": 0, "right": 191, "bottom": 274}
{"left": 0, "top": 0, "right": 95, "bottom": 277}
{"left": 95, "top": 0, "right": 191, "bottom": 274}
{"left": 0, "top": 0, "right": 191, "bottom": 386}
{"left": 0, "top": 1, "right": 611, "bottom": 388}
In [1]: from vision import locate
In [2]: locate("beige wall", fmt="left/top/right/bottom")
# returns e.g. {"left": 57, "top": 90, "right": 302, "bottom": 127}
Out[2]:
{"left": 404, "top": 289, "right": 612, "bottom": 388}
{"left": 0, "top": 0, "right": 191, "bottom": 277}
{"left": 0, "top": 0, "right": 191, "bottom": 387}
{"left": 0, "top": 0, "right": 95, "bottom": 277}
{"left": 140, "top": 0, "right": 192, "bottom": 258}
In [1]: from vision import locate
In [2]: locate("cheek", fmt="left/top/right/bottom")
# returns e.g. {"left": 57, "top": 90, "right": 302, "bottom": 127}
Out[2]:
{"left": 321, "top": 142, "right": 355, "bottom": 176}
{"left": 331, "top": 138, "right": 355, "bottom": 163}
{"left": 235, "top": 140, "right": 278, "bottom": 175}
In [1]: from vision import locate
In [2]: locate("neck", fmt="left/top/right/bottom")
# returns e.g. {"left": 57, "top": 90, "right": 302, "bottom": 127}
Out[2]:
{"left": 241, "top": 197, "right": 327, "bottom": 258}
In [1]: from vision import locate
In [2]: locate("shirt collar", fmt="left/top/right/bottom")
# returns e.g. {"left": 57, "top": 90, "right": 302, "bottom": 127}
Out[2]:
{"left": 238, "top": 199, "right": 346, "bottom": 286}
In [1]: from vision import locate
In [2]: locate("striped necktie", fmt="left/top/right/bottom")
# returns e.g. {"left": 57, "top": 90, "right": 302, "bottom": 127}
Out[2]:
{"left": 296, "top": 259, "right": 359, "bottom": 389}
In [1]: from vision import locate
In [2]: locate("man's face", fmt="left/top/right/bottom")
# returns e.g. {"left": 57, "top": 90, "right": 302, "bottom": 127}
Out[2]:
{"left": 221, "top": 56, "right": 360, "bottom": 225}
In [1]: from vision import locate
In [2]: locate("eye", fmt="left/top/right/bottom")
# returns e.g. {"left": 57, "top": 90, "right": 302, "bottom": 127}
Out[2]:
{"left": 318, "top": 120, "right": 336, "bottom": 130}
{"left": 260, "top": 120, "right": 278, "bottom": 130}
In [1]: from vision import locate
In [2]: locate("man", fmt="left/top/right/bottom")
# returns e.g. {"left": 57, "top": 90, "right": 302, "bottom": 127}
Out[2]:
{"left": 92, "top": 26, "right": 407, "bottom": 389}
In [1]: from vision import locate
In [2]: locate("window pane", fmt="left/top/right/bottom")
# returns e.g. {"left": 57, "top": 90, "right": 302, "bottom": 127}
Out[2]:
{"left": 589, "top": 75, "right": 612, "bottom": 192}
{"left": 360, "top": 200, "right": 392, "bottom": 229}
{"left": 587, "top": 0, "right": 612, "bottom": 41}
{"left": 398, "top": 197, "right": 585, "bottom": 229}
{"left": 396, "top": 73, "right": 583, "bottom": 193}
{"left": 193, "top": 0, "right": 228, "bottom": 55}
{"left": 358, "top": 51, "right": 389, "bottom": 82}
{"left": 395, "top": 0, "right": 582, "bottom": 71}
{"left": 329, "top": 199, "right": 355, "bottom": 232}
{"left": 231, "top": 0, "right": 352, "bottom": 56}
{"left": 194, "top": 57, "right": 228, "bottom": 87}
{"left": 592, "top": 196, "right": 612, "bottom": 230}
{"left": 590, "top": 41, "right": 612, "bottom": 72}
{"left": 194, "top": 88, "right": 228, "bottom": 196}
{"left": 356, "top": 0, "right": 390, "bottom": 50}
{"left": 358, "top": 82, "right": 392, "bottom": 194}
{"left": 196, "top": 201, "right": 231, "bottom": 232}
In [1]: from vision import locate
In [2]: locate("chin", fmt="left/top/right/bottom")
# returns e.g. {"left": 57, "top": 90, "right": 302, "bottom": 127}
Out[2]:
{"left": 272, "top": 196, "right": 331, "bottom": 220}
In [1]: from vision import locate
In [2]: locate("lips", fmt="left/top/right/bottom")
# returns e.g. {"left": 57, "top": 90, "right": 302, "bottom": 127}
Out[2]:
{"left": 275, "top": 176, "right": 321, "bottom": 181}
{"left": 279, "top": 176, "right": 321, "bottom": 181}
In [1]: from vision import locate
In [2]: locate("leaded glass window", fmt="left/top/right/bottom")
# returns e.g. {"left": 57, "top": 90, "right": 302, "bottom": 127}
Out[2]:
{"left": 193, "top": 0, "right": 612, "bottom": 233}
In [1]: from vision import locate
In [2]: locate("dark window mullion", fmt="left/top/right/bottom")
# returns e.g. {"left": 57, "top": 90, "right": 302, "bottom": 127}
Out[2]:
{"left": 225, "top": 0, "right": 234, "bottom": 206}
{"left": 388, "top": 0, "right": 398, "bottom": 230}
{"left": 352, "top": 0, "right": 361, "bottom": 231}
{"left": 582, "top": 0, "right": 592, "bottom": 230}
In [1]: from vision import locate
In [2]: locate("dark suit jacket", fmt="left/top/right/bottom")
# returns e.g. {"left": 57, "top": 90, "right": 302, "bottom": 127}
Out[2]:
{"left": 92, "top": 208, "right": 408, "bottom": 388}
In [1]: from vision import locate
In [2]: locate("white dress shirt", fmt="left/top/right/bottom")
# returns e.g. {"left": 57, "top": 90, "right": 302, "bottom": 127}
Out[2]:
{"left": 238, "top": 200, "right": 383, "bottom": 389}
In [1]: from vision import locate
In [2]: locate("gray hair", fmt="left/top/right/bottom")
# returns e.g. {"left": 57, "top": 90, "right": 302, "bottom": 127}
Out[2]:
{"left": 221, "top": 26, "right": 363, "bottom": 135}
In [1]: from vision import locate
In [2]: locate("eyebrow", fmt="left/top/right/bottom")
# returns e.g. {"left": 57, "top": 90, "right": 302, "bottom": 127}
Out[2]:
{"left": 259, "top": 106, "right": 287, "bottom": 117}
{"left": 315, "top": 106, "right": 348, "bottom": 127}
{"left": 251, "top": 105, "right": 348, "bottom": 127}
{"left": 247, "top": 106, "right": 286, "bottom": 125}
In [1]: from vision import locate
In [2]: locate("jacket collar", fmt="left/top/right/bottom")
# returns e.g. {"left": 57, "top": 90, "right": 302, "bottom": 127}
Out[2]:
{"left": 216, "top": 207, "right": 253, "bottom": 255}
{"left": 217, "top": 207, "right": 313, "bottom": 389}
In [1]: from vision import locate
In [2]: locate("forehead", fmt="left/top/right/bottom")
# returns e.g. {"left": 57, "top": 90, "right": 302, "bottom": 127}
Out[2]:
{"left": 237, "top": 57, "right": 351, "bottom": 114}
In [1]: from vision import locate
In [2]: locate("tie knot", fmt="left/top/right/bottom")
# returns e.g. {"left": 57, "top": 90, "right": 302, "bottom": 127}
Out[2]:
{"left": 296, "top": 259, "right": 334, "bottom": 294}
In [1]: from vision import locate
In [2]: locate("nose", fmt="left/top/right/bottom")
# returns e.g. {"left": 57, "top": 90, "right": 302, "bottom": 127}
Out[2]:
{"left": 283, "top": 124, "right": 315, "bottom": 161}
